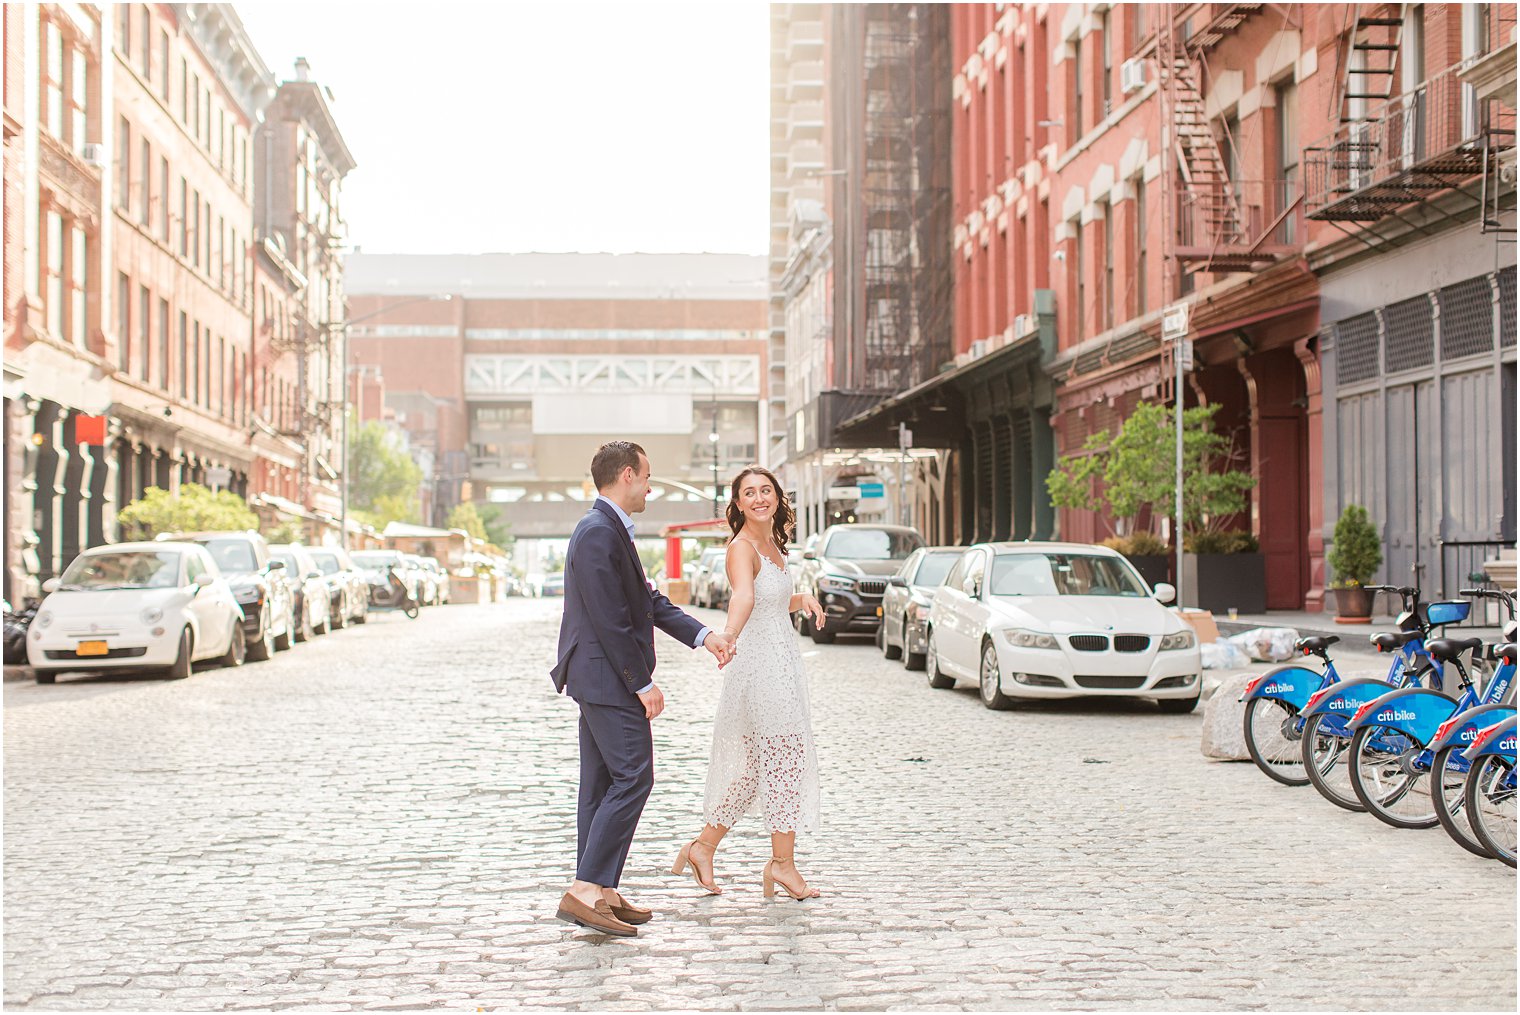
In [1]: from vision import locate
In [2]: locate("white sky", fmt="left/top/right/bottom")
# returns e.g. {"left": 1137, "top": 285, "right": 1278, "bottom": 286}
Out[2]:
{"left": 236, "top": 1, "right": 770, "bottom": 256}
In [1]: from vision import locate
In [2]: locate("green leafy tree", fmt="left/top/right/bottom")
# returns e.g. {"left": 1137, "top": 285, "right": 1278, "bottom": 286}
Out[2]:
{"left": 1045, "top": 402, "right": 1256, "bottom": 541}
{"left": 117, "top": 484, "right": 259, "bottom": 541}
{"left": 263, "top": 519, "right": 306, "bottom": 546}
{"left": 446, "top": 502, "right": 488, "bottom": 542}
{"left": 475, "top": 502, "right": 514, "bottom": 550}
{"left": 1328, "top": 503, "right": 1382, "bottom": 587}
{"left": 349, "top": 421, "right": 423, "bottom": 522}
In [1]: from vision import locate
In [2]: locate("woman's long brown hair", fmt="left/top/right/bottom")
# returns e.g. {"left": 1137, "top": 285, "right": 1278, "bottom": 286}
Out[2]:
{"left": 725, "top": 465, "right": 795, "bottom": 550}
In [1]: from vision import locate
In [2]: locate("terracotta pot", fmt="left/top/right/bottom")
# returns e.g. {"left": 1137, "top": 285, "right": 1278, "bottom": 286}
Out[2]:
{"left": 1333, "top": 585, "right": 1374, "bottom": 622}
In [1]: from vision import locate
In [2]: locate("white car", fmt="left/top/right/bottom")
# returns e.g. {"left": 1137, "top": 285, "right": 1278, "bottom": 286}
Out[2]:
{"left": 27, "top": 542, "right": 246, "bottom": 683}
{"left": 924, "top": 542, "right": 1202, "bottom": 713}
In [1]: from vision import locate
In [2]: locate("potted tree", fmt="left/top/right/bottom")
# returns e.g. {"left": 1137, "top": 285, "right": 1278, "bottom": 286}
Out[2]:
{"left": 1327, "top": 504, "right": 1382, "bottom": 622}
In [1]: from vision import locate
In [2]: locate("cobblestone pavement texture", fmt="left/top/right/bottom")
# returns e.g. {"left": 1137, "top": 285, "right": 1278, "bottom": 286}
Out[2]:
{"left": 4, "top": 601, "right": 1515, "bottom": 1011}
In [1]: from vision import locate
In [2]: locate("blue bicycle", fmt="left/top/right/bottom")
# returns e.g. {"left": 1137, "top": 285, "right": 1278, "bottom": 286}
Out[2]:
{"left": 1295, "top": 587, "right": 1462, "bottom": 811}
{"left": 1463, "top": 714, "right": 1517, "bottom": 867}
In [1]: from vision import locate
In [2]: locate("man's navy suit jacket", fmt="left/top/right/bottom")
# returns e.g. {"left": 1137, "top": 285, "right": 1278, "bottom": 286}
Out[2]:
{"left": 550, "top": 499, "right": 706, "bottom": 705}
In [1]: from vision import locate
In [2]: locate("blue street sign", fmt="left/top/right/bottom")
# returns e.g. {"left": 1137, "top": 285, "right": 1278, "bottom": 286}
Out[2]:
{"left": 858, "top": 482, "right": 885, "bottom": 499}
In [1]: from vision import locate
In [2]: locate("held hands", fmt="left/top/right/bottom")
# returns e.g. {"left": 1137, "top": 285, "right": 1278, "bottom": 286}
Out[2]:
{"left": 636, "top": 684, "right": 665, "bottom": 720}
{"left": 800, "top": 594, "right": 826, "bottom": 630}
{"left": 704, "top": 631, "right": 737, "bottom": 669}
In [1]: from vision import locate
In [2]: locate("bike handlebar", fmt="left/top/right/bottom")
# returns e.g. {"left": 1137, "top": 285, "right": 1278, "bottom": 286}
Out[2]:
{"left": 1364, "top": 584, "right": 1417, "bottom": 596}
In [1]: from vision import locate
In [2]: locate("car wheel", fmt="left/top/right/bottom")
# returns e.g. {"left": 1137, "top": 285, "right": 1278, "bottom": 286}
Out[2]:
{"left": 925, "top": 629, "right": 953, "bottom": 689}
{"left": 165, "top": 627, "right": 193, "bottom": 679}
{"left": 809, "top": 618, "right": 836, "bottom": 644}
{"left": 1158, "top": 691, "right": 1201, "bottom": 714}
{"left": 882, "top": 617, "right": 902, "bottom": 660}
{"left": 218, "top": 622, "right": 246, "bottom": 668}
{"left": 330, "top": 595, "right": 346, "bottom": 630}
{"left": 247, "top": 610, "right": 275, "bottom": 661}
{"left": 314, "top": 607, "right": 329, "bottom": 636}
{"left": 903, "top": 620, "right": 926, "bottom": 670}
{"left": 274, "top": 606, "right": 295, "bottom": 651}
{"left": 295, "top": 601, "right": 314, "bottom": 643}
{"left": 979, "top": 640, "right": 1014, "bottom": 710}
{"left": 34, "top": 670, "right": 57, "bottom": 684}
{"left": 796, "top": 609, "right": 813, "bottom": 638}
{"left": 353, "top": 597, "right": 368, "bottom": 624}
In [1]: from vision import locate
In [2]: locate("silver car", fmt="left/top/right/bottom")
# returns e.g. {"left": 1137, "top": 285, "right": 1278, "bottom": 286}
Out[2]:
{"left": 881, "top": 546, "right": 965, "bottom": 670}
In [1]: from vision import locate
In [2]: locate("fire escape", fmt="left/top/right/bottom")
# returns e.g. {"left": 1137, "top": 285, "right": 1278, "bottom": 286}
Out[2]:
{"left": 1303, "top": 4, "right": 1517, "bottom": 242}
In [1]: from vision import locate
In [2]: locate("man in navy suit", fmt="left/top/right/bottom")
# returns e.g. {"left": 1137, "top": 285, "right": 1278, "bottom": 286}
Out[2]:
{"left": 551, "top": 441, "right": 735, "bottom": 936}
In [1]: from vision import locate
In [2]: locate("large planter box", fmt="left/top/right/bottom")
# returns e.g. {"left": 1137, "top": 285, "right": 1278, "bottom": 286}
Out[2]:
{"left": 452, "top": 575, "right": 486, "bottom": 604}
{"left": 1180, "top": 553, "right": 1266, "bottom": 615}
{"left": 1125, "top": 554, "right": 1172, "bottom": 590}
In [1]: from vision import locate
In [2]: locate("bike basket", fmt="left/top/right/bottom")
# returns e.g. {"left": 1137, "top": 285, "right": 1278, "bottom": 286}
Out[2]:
{"left": 1427, "top": 600, "right": 1471, "bottom": 626}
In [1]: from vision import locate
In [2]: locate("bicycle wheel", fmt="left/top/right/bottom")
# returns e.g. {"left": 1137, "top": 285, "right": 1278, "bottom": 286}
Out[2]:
{"left": 1465, "top": 756, "right": 1517, "bottom": 868}
{"left": 1302, "top": 712, "right": 1365, "bottom": 811}
{"left": 1432, "top": 745, "right": 1492, "bottom": 859}
{"left": 1349, "top": 723, "right": 1438, "bottom": 828}
{"left": 1244, "top": 697, "right": 1309, "bottom": 786}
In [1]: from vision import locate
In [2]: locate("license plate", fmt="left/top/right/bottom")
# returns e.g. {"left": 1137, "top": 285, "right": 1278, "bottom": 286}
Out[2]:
{"left": 875, "top": 606, "right": 883, "bottom": 617}
{"left": 76, "top": 641, "right": 109, "bottom": 656}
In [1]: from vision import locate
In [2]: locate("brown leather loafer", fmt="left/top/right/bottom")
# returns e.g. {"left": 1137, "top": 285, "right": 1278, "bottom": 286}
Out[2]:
{"left": 555, "top": 892, "right": 637, "bottom": 937}
{"left": 607, "top": 892, "right": 653, "bottom": 925}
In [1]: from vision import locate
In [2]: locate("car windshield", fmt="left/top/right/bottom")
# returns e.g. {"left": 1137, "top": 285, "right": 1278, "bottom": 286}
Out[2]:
{"left": 914, "top": 553, "right": 959, "bottom": 587}
{"left": 351, "top": 552, "right": 398, "bottom": 568}
{"left": 270, "top": 552, "right": 299, "bottom": 573}
{"left": 989, "top": 553, "right": 1147, "bottom": 597}
{"left": 824, "top": 529, "right": 923, "bottom": 560}
{"left": 308, "top": 553, "right": 341, "bottom": 575}
{"left": 199, "top": 538, "right": 258, "bottom": 574}
{"left": 60, "top": 551, "right": 181, "bottom": 590}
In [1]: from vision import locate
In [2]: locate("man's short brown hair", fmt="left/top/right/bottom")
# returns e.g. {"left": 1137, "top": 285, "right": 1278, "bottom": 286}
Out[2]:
{"left": 591, "top": 441, "right": 646, "bottom": 490}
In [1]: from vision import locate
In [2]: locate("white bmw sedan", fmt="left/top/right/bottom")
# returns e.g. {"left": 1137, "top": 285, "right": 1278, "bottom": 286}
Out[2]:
{"left": 27, "top": 542, "right": 246, "bottom": 683}
{"left": 924, "top": 542, "right": 1202, "bottom": 712}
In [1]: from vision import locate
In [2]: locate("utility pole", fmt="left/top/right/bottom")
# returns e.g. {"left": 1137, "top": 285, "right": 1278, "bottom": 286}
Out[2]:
{"left": 709, "top": 396, "right": 721, "bottom": 519}
{"left": 897, "top": 421, "right": 912, "bottom": 528}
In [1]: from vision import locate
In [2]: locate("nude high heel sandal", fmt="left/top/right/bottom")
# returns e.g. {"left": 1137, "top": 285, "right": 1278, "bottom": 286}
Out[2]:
{"left": 671, "top": 838, "right": 721, "bottom": 894}
{"left": 762, "top": 856, "right": 820, "bottom": 900}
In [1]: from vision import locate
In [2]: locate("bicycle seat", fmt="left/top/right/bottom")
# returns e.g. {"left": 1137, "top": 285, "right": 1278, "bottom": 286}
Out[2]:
{"left": 1371, "top": 631, "right": 1421, "bottom": 652}
{"left": 1296, "top": 635, "right": 1340, "bottom": 654}
{"left": 1425, "top": 637, "right": 1484, "bottom": 663}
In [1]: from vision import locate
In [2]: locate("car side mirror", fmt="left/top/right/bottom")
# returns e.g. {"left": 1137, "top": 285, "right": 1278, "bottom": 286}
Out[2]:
{"left": 266, "top": 559, "right": 286, "bottom": 571}
{"left": 970, "top": 579, "right": 983, "bottom": 599}
{"left": 306, "top": 571, "right": 322, "bottom": 581}
{"left": 1152, "top": 582, "right": 1176, "bottom": 604}
{"left": 888, "top": 575, "right": 908, "bottom": 587}
{"left": 803, "top": 550, "right": 816, "bottom": 560}
{"left": 42, "top": 577, "right": 61, "bottom": 594}
{"left": 194, "top": 573, "right": 216, "bottom": 588}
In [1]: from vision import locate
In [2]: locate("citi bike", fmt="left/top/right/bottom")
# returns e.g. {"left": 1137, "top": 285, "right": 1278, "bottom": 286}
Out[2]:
{"left": 1462, "top": 714, "right": 1517, "bottom": 867}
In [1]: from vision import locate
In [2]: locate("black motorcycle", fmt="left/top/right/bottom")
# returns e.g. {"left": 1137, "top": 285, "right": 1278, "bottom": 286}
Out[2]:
{"left": 366, "top": 565, "right": 419, "bottom": 620}
{"left": 4, "top": 600, "right": 37, "bottom": 664}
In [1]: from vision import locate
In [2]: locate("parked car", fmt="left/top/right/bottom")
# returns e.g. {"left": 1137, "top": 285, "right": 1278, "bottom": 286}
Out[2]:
{"left": 305, "top": 547, "right": 369, "bottom": 627}
{"left": 691, "top": 546, "right": 727, "bottom": 608}
{"left": 923, "top": 542, "right": 1201, "bottom": 713}
{"left": 28, "top": 542, "right": 246, "bottom": 682}
{"left": 419, "top": 556, "right": 451, "bottom": 604}
{"left": 794, "top": 524, "right": 924, "bottom": 643}
{"left": 163, "top": 531, "right": 292, "bottom": 661}
{"left": 401, "top": 554, "right": 437, "bottom": 607}
{"left": 707, "top": 556, "right": 732, "bottom": 610}
{"left": 268, "top": 544, "right": 331, "bottom": 642}
{"left": 881, "top": 546, "right": 966, "bottom": 670}
{"left": 541, "top": 572, "right": 566, "bottom": 597}
{"left": 351, "top": 550, "right": 423, "bottom": 607}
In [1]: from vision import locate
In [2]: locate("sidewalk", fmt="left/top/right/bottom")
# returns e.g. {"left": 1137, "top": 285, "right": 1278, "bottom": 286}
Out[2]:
{"left": 1215, "top": 608, "right": 1506, "bottom": 654}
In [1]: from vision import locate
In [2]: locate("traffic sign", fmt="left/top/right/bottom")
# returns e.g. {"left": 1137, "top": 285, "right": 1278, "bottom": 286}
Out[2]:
{"left": 1162, "top": 302, "right": 1190, "bottom": 341}
{"left": 858, "top": 482, "right": 885, "bottom": 499}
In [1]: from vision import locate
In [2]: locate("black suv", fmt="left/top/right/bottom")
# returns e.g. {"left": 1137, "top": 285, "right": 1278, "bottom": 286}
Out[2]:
{"left": 163, "top": 531, "right": 293, "bottom": 661}
{"left": 795, "top": 524, "right": 924, "bottom": 643}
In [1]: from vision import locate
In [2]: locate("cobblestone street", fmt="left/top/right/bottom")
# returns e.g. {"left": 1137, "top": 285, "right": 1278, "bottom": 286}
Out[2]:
{"left": 4, "top": 600, "right": 1515, "bottom": 1011}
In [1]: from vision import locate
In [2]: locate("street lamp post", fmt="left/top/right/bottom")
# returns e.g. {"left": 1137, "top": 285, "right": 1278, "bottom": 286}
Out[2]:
{"left": 335, "top": 294, "right": 452, "bottom": 548}
{"left": 708, "top": 407, "right": 721, "bottom": 520}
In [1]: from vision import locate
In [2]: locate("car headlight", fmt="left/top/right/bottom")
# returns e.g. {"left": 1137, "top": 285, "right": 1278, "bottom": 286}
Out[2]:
{"left": 140, "top": 607, "right": 164, "bottom": 625}
{"left": 1003, "top": 628, "right": 1058, "bottom": 649}
{"left": 234, "top": 587, "right": 264, "bottom": 606}
{"left": 817, "top": 575, "right": 856, "bottom": 593}
{"left": 1159, "top": 630, "right": 1197, "bottom": 651}
{"left": 36, "top": 610, "right": 52, "bottom": 628}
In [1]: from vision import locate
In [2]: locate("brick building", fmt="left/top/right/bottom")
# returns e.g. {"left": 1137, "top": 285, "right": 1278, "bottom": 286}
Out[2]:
{"left": 344, "top": 253, "right": 768, "bottom": 537}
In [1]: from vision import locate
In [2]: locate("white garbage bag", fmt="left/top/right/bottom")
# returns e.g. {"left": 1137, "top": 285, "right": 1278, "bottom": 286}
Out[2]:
{"left": 1201, "top": 640, "right": 1252, "bottom": 670}
{"left": 1226, "top": 627, "right": 1300, "bottom": 663}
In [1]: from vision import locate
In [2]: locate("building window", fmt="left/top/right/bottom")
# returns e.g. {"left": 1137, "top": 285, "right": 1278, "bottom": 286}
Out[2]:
{"left": 158, "top": 298, "right": 170, "bottom": 391}
{"left": 159, "top": 156, "right": 170, "bottom": 241}
{"left": 191, "top": 321, "right": 200, "bottom": 404}
{"left": 139, "top": 285, "right": 151, "bottom": 382}
{"left": 117, "top": 4, "right": 130, "bottom": 54}
{"left": 1071, "top": 35, "right": 1084, "bottom": 138}
{"left": 159, "top": 30, "right": 170, "bottom": 101}
{"left": 216, "top": 215, "right": 225, "bottom": 288}
{"left": 139, "top": 138, "right": 152, "bottom": 225}
{"left": 1100, "top": 9, "right": 1112, "bottom": 117}
{"left": 190, "top": 73, "right": 199, "bottom": 137}
{"left": 43, "top": 212, "right": 64, "bottom": 339}
{"left": 203, "top": 199, "right": 212, "bottom": 269}
{"left": 71, "top": 226, "right": 87, "bottom": 347}
{"left": 178, "top": 311, "right": 188, "bottom": 398}
{"left": 116, "top": 117, "right": 130, "bottom": 209}
{"left": 1134, "top": 178, "right": 1147, "bottom": 317}
{"left": 178, "top": 178, "right": 188, "bottom": 256}
{"left": 44, "top": 21, "right": 64, "bottom": 137}
{"left": 181, "top": 59, "right": 189, "bottom": 122}
{"left": 1101, "top": 201, "right": 1114, "bottom": 331}
{"left": 190, "top": 190, "right": 199, "bottom": 267}
{"left": 140, "top": 6, "right": 151, "bottom": 78}
{"left": 117, "top": 272, "right": 131, "bottom": 371}
{"left": 1074, "top": 220, "right": 1087, "bottom": 339}
{"left": 1275, "top": 80, "right": 1298, "bottom": 245}
{"left": 218, "top": 337, "right": 227, "bottom": 417}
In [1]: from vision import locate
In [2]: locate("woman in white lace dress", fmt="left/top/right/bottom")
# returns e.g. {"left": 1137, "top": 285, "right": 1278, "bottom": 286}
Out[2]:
{"left": 671, "top": 465, "right": 827, "bottom": 900}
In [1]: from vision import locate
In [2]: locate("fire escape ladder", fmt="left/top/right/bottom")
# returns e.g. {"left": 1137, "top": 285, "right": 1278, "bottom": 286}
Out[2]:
{"left": 1169, "top": 53, "right": 1245, "bottom": 251}
{"left": 1338, "top": 5, "right": 1406, "bottom": 123}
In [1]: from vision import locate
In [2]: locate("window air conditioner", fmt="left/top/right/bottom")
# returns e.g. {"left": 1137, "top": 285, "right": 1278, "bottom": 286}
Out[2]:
{"left": 1014, "top": 313, "right": 1036, "bottom": 339}
{"left": 80, "top": 143, "right": 107, "bottom": 167}
{"left": 1120, "top": 58, "right": 1146, "bottom": 95}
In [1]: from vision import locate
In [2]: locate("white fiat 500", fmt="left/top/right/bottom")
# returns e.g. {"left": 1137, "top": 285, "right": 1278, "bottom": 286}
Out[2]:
{"left": 924, "top": 542, "right": 1202, "bottom": 713}
{"left": 27, "top": 542, "right": 246, "bottom": 683}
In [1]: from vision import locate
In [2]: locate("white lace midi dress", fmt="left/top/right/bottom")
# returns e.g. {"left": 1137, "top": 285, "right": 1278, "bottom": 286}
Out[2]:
{"left": 702, "top": 545, "right": 821, "bottom": 834}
